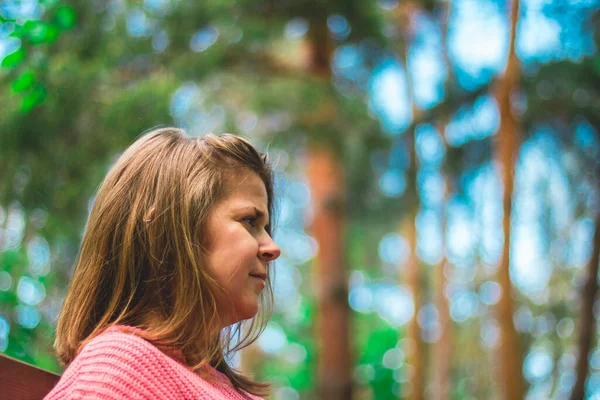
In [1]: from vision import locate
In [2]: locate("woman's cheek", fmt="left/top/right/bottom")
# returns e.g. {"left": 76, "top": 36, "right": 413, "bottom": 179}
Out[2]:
{"left": 240, "top": 234, "right": 260, "bottom": 254}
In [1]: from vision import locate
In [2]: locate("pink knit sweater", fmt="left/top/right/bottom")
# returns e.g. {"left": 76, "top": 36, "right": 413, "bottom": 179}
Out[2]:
{"left": 44, "top": 326, "right": 262, "bottom": 399}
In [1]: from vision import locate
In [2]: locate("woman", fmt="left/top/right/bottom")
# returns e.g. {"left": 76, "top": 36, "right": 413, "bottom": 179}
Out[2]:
{"left": 45, "top": 127, "right": 281, "bottom": 399}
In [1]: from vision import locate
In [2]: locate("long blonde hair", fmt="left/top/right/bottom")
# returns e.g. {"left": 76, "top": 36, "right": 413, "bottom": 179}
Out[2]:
{"left": 54, "top": 127, "right": 275, "bottom": 397}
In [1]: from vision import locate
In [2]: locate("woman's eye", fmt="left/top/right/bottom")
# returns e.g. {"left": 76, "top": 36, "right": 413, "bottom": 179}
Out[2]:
{"left": 242, "top": 217, "right": 256, "bottom": 227}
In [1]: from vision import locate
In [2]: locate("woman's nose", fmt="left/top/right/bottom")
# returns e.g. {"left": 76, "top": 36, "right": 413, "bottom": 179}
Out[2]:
{"left": 259, "top": 236, "right": 281, "bottom": 262}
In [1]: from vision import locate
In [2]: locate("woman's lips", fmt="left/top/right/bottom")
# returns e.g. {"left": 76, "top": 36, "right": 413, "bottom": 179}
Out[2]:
{"left": 249, "top": 273, "right": 267, "bottom": 281}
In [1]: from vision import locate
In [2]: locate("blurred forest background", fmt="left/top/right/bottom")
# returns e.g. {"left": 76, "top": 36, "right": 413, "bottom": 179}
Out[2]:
{"left": 0, "top": 0, "right": 599, "bottom": 399}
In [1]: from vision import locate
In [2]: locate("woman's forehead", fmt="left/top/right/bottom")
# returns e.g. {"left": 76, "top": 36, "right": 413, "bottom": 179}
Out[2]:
{"left": 227, "top": 172, "right": 267, "bottom": 196}
{"left": 220, "top": 173, "right": 268, "bottom": 208}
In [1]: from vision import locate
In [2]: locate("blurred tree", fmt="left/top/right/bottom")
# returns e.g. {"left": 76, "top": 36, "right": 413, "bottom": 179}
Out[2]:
{"left": 493, "top": 0, "right": 526, "bottom": 399}
{"left": 517, "top": 6, "right": 600, "bottom": 400}
{"left": 432, "top": 129, "right": 451, "bottom": 400}
{"left": 572, "top": 216, "right": 600, "bottom": 400}
{"left": 432, "top": 3, "right": 453, "bottom": 399}
{"left": 304, "top": 20, "right": 352, "bottom": 400}
{"left": 393, "top": 3, "right": 426, "bottom": 399}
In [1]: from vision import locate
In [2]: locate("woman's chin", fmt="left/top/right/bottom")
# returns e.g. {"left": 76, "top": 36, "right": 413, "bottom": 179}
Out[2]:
{"left": 234, "top": 303, "right": 259, "bottom": 322}
{"left": 220, "top": 304, "right": 260, "bottom": 327}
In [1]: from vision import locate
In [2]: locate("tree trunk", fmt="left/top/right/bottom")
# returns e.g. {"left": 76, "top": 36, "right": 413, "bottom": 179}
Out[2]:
{"left": 571, "top": 214, "right": 600, "bottom": 400}
{"left": 433, "top": 260, "right": 451, "bottom": 400}
{"left": 494, "top": 0, "right": 525, "bottom": 399}
{"left": 400, "top": 85, "right": 424, "bottom": 400}
{"left": 432, "top": 124, "right": 452, "bottom": 400}
{"left": 432, "top": 2, "right": 454, "bottom": 398}
{"left": 395, "top": 4, "right": 424, "bottom": 398}
{"left": 305, "top": 21, "right": 352, "bottom": 400}
{"left": 306, "top": 148, "right": 351, "bottom": 400}
{"left": 401, "top": 75, "right": 425, "bottom": 400}
{"left": 403, "top": 203, "right": 425, "bottom": 400}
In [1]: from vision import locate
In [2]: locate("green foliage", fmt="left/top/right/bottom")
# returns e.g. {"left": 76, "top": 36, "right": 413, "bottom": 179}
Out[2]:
{"left": 21, "top": 83, "right": 47, "bottom": 112}
{"left": 53, "top": 6, "right": 77, "bottom": 30}
{"left": 1, "top": 2, "right": 78, "bottom": 112}
{"left": 1, "top": 47, "right": 25, "bottom": 68}
{"left": 354, "top": 313, "right": 401, "bottom": 399}
{"left": 11, "top": 71, "right": 36, "bottom": 93}
{"left": 23, "top": 21, "right": 60, "bottom": 45}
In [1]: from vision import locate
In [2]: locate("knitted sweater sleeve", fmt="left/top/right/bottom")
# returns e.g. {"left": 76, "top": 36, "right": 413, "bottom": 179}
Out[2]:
{"left": 44, "top": 332, "right": 186, "bottom": 400}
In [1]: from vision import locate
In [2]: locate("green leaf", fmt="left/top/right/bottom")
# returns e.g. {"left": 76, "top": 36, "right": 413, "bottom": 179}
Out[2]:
{"left": 54, "top": 6, "right": 77, "bottom": 30}
{"left": 21, "top": 84, "right": 47, "bottom": 112}
{"left": 23, "top": 21, "right": 59, "bottom": 44}
{"left": 12, "top": 71, "right": 36, "bottom": 92}
{"left": 9, "top": 25, "right": 23, "bottom": 38}
{"left": 42, "top": 24, "right": 60, "bottom": 43}
{"left": 1, "top": 47, "right": 25, "bottom": 68}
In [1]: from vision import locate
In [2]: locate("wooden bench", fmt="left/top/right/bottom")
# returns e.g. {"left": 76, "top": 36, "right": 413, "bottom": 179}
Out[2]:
{"left": 0, "top": 353, "right": 60, "bottom": 400}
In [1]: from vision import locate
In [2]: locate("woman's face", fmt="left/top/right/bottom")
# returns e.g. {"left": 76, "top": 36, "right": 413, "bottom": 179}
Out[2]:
{"left": 204, "top": 171, "right": 281, "bottom": 326}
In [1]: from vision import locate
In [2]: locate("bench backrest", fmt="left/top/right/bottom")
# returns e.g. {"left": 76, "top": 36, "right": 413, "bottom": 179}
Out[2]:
{"left": 0, "top": 353, "right": 60, "bottom": 400}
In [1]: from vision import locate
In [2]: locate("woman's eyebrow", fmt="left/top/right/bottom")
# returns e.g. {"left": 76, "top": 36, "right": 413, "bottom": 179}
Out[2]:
{"left": 253, "top": 207, "right": 269, "bottom": 222}
{"left": 237, "top": 205, "right": 269, "bottom": 221}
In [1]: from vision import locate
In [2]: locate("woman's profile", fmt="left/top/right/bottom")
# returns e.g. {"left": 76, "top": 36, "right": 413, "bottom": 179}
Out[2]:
{"left": 45, "top": 127, "right": 281, "bottom": 399}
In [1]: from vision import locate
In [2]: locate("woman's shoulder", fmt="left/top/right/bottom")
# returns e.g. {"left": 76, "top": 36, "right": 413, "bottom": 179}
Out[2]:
{"left": 44, "top": 325, "right": 189, "bottom": 399}
{"left": 82, "top": 325, "right": 184, "bottom": 363}
{"left": 45, "top": 325, "right": 263, "bottom": 399}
